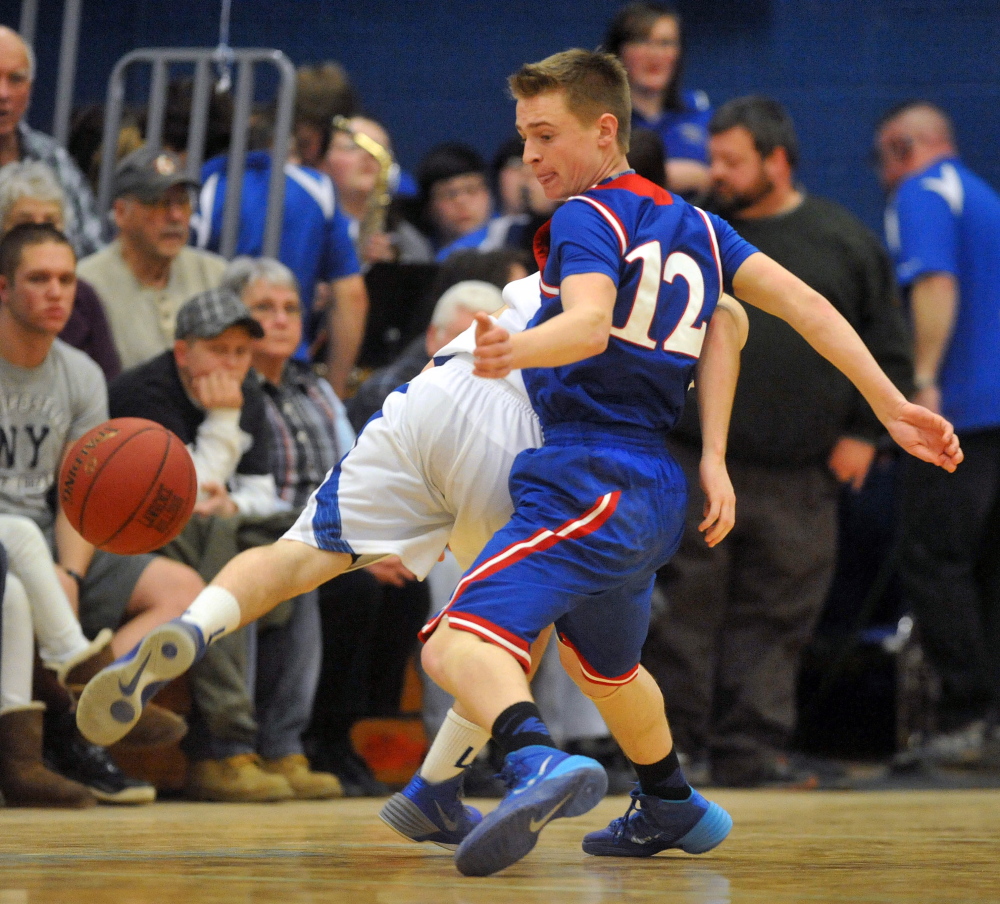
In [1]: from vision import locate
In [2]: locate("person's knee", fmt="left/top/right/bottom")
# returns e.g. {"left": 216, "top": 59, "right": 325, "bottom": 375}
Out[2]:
{"left": 557, "top": 640, "right": 638, "bottom": 700}
{"left": 132, "top": 557, "right": 204, "bottom": 618}
{"left": 2, "top": 574, "right": 30, "bottom": 622}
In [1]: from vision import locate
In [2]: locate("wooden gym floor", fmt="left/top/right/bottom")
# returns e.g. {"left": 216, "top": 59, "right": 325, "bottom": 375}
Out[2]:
{"left": 0, "top": 789, "right": 997, "bottom": 903}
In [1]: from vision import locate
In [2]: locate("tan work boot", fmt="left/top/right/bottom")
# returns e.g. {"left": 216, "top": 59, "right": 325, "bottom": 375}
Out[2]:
{"left": 0, "top": 704, "right": 96, "bottom": 808}
{"left": 186, "top": 753, "right": 295, "bottom": 802}
{"left": 59, "top": 630, "right": 188, "bottom": 749}
{"left": 261, "top": 753, "right": 344, "bottom": 800}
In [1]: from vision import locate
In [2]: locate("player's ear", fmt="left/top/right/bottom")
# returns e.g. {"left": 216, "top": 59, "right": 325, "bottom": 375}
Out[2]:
{"left": 597, "top": 113, "right": 618, "bottom": 148}
{"left": 173, "top": 338, "right": 189, "bottom": 368}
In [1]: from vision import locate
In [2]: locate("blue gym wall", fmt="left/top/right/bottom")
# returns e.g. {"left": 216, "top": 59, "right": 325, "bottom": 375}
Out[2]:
{"left": 2, "top": 0, "right": 998, "bottom": 232}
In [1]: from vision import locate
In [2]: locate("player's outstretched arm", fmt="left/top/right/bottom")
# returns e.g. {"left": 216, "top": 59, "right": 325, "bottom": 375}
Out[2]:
{"left": 694, "top": 295, "right": 746, "bottom": 547}
{"left": 732, "top": 253, "right": 963, "bottom": 472}
{"left": 473, "top": 273, "right": 615, "bottom": 378}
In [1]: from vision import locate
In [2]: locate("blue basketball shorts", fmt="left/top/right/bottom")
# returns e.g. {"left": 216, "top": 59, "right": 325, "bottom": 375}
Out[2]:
{"left": 420, "top": 426, "right": 687, "bottom": 684}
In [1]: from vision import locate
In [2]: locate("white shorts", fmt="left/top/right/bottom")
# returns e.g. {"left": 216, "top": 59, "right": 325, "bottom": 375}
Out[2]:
{"left": 283, "top": 358, "right": 542, "bottom": 579}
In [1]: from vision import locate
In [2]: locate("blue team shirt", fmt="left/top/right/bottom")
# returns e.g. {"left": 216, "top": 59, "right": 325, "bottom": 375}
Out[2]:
{"left": 632, "top": 89, "right": 712, "bottom": 164}
{"left": 195, "top": 151, "right": 361, "bottom": 359}
{"left": 523, "top": 172, "right": 757, "bottom": 434}
{"left": 886, "top": 157, "right": 1000, "bottom": 432}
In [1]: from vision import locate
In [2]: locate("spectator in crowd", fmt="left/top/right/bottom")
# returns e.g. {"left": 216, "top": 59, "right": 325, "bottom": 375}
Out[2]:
{"left": 416, "top": 143, "right": 499, "bottom": 262}
{"left": 348, "top": 279, "right": 504, "bottom": 431}
{"left": 604, "top": 2, "right": 712, "bottom": 198}
{"left": 0, "top": 160, "right": 120, "bottom": 381}
{"left": 0, "top": 27, "right": 104, "bottom": 256}
{"left": 485, "top": 136, "right": 559, "bottom": 255}
{"left": 646, "top": 96, "right": 913, "bottom": 787}
{"left": 0, "top": 223, "right": 202, "bottom": 801}
{"left": 292, "top": 62, "right": 358, "bottom": 170}
{"left": 219, "top": 256, "right": 395, "bottom": 795}
{"left": 77, "top": 146, "right": 226, "bottom": 370}
{"left": 109, "top": 287, "right": 339, "bottom": 801}
{"left": 193, "top": 131, "right": 368, "bottom": 399}
{"left": 0, "top": 515, "right": 116, "bottom": 807}
{"left": 324, "top": 115, "right": 433, "bottom": 266}
{"left": 628, "top": 128, "right": 669, "bottom": 188}
{"left": 874, "top": 101, "right": 1000, "bottom": 766}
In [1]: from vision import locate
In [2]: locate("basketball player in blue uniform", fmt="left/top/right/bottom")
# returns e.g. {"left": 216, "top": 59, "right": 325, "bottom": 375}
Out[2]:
{"left": 413, "top": 50, "right": 962, "bottom": 877}
{"left": 78, "top": 49, "right": 960, "bottom": 878}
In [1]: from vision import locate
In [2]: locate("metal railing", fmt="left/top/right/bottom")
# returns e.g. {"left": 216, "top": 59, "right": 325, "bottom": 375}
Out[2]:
{"left": 17, "top": 0, "right": 83, "bottom": 146}
{"left": 96, "top": 46, "right": 296, "bottom": 259}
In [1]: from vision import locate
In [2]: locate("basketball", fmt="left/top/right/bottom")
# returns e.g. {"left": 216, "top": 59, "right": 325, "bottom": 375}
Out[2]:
{"left": 59, "top": 418, "right": 197, "bottom": 555}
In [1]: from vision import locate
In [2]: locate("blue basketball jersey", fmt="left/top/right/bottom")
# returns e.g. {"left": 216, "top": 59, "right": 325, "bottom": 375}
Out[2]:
{"left": 524, "top": 173, "right": 758, "bottom": 434}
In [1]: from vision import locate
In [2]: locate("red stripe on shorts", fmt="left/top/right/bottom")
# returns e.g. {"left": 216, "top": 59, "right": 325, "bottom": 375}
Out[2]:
{"left": 557, "top": 631, "right": 640, "bottom": 686}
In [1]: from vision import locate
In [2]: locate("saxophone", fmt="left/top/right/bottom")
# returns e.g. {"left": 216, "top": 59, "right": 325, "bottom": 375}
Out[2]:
{"left": 331, "top": 115, "right": 394, "bottom": 254}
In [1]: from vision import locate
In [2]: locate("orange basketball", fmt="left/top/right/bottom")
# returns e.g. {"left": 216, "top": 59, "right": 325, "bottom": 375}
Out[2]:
{"left": 59, "top": 418, "right": 197, "bottom": 555}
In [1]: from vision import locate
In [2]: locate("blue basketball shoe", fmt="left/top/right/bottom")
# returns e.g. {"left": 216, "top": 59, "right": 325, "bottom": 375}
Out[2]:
{"left": 582, "top": 785, "right": 732, "bottom": 857}
{"left": 454, "top": 745, "right": 608, "bottom": 876}
{"left": 379, "top": 773, "right": 483, "bottom": 849}
{"left": 76, "top": 619, "right": 206, "bottom": 746}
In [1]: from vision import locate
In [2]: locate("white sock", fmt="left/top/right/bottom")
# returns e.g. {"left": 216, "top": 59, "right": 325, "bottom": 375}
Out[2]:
{"left": 180, "top": 585, "right": 242, "bottom": 643}
{"left": 419, "top": 708, "right": 491, "bottom": 784}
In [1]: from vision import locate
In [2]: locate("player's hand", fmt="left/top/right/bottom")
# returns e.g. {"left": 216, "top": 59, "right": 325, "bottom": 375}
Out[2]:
{"left": 190, "top": 371, "right": 244, "bottom": 410}
{"left": 827, "top": 436, "right": 876, "bottom": 490}
{"left": 698, "top": 455, "right": 735, "bottom": 547}
{"left": 887, "top": 401, "right": 963, "bottom": 472}
{"left": 472, "top": 312, "right": 514, "bottom": 379}
{"left": 365, "top": 555, "right": 416, "bottom": 587}
{"left": 194, "top": 481, "right": 238, "bottom": 517}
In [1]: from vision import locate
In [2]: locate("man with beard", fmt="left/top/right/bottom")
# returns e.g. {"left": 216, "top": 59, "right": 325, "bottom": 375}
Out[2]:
{"left": 645, "top": 95, "right": 914, "bottom": 788}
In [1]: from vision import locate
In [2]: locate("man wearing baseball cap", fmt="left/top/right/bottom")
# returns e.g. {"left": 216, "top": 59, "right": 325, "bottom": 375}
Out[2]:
{"left": 78, "top": 146, "right": 228, "bottom": 371}
{"left": 107, "top": 288, "right": 340, "bottom": 802}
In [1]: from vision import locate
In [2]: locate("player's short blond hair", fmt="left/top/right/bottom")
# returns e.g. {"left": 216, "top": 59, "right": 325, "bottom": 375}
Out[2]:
{"left": 508, "top": 49, "right": 631, "bottom": 153}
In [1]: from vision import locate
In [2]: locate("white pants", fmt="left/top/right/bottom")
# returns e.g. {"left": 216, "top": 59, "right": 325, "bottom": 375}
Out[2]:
{"left": 0, "top": 515, "right": 90, "bottom": 712}
{"left": 287, "top": 359, "right": 543, "bottom": 579}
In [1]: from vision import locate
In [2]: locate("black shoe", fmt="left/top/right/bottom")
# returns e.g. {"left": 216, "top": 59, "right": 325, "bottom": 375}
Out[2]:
{"left": 564, "top": 736, "right": 637, "bottom": 795}
{"left": 313, "top": 738, "right": 391, "bottom": 797}
{"left": 711, "top": 754, "right": 819, "bottom": 790}
{"left": 461, "top": 752, "right": 506, "bottom": 798}
{"left": 44, "top": 713, "right": 156, "bottom": 804}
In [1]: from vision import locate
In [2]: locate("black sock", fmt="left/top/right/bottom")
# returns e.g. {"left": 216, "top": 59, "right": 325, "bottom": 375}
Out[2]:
{"left": 491, "top": 702, "right": 556, "bottom": 759}
{"left": 633, "top": 748, "right": 692, "bottom": 801}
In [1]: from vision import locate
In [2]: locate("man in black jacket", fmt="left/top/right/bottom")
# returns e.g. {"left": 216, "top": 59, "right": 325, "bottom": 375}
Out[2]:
{"left": 646, "top": 96, "right": 914, "bottom": 788}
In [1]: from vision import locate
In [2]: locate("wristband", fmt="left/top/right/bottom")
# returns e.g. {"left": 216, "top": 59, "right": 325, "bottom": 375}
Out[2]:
{"left": 913, "top": 374, "right": 937, "bottom": 391}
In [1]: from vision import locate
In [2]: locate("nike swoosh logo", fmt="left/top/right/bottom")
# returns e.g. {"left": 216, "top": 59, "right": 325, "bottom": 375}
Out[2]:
{"left": 434, "top": 801, "right": 459, "bottom": 832}
{"left": 118, "top": 651, "right": 152, "bottom": 696}
{"left": 528, "top": 793, "right": 572, "bottom": 833}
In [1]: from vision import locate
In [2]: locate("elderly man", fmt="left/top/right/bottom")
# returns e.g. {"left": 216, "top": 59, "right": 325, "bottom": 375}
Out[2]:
{"left": 0, "top": 27, "right": 103, "bottom": 257}
{"left": 78, "top": 146, "right": 226, "bottom": 370}
{"left": 347, "top": 279, "right": 504, "bottom": 431}
{"left": 108, "top": 288, "right": 341, "bottom": 801}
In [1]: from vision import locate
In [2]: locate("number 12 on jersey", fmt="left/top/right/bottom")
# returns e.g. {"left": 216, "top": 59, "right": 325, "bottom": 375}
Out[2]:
{"left": 610, "top": 240, "right": 709, "bottom": 359}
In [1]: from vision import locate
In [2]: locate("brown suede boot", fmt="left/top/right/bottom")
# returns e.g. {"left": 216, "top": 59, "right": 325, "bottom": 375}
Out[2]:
{"left": 59, "top": 632, "right": 188, "bottom": 749}
{"left": 0, "top": 704, "right": 96, "bottom": 808}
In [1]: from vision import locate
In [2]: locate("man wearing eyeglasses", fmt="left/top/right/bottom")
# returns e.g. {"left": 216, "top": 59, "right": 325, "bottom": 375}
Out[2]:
{"left": 875, "top": 101, "right": 1000, "bottom": 768}
{"left": 77, "top": 146, "right": 227, "bottom": 370}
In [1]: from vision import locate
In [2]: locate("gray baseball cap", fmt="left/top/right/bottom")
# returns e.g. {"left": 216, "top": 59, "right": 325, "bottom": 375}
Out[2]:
{"left": 175, "top": 288, "right": 265, "bottom": 341}
{"left": 113, "top": 146, "right": 200, "bottom": 202}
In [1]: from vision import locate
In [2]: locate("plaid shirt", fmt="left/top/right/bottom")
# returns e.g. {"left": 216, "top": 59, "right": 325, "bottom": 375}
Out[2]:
{"left": 18, "top": 122, "right": 106, "bottom": 257}
{"left": 257, "top": 360, "right": 355, "bottom": 509}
